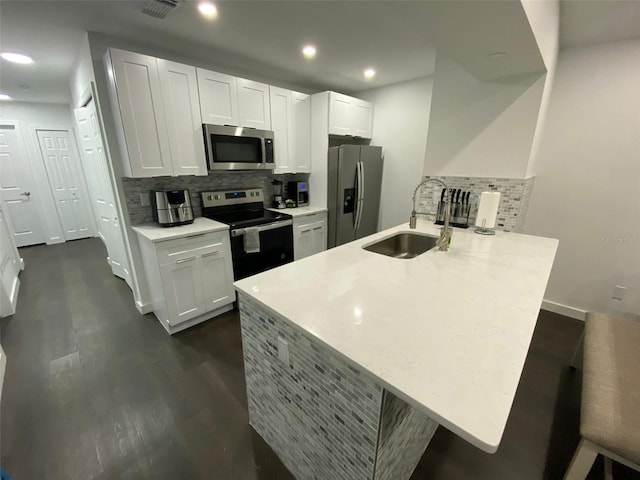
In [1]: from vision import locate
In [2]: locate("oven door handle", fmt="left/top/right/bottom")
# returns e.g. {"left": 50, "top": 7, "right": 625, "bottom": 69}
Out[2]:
{"left": 231, "top": 220, "right": 293, "bottom": 237}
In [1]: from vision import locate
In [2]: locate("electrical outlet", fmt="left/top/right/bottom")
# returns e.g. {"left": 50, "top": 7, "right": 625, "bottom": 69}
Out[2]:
{"left": 140, "top": 193, "right": 150, "bottom": 207}
{"left": 612, "top": 285, "right": 627, "bottom": 301}
{"left": 277, "top": 336, "right": 290, "bottom": 367}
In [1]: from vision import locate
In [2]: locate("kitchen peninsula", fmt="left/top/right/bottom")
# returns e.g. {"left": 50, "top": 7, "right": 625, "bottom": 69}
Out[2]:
{"left": 234, "top": 220, "right": 558, "bottom": 480}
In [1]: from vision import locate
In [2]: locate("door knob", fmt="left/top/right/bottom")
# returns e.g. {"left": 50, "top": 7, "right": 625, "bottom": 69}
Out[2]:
{"left": 20, "top": 191, "right": 31, "bottom": 197}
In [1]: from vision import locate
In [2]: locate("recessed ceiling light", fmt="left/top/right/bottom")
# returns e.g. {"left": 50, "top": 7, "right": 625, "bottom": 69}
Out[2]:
{"left": 487, "top": 52, "right": 507, "bottom": 59}
{"left": 302, "top": 45, "right": 317, "bottom": 59}
{"left": 0, "top": 93, "right": 12, "bottom": 101}
{"left": 364, "top": 68, "right": 376, "bottom": 79}
{"left": 0, "top": 52, "right": 34, "bottom": 64}
{"left": 198, "top": 1, "right": 218, "bottom": 19}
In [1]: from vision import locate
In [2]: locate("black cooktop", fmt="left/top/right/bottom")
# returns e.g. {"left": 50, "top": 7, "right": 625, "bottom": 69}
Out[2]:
{"left": 203, "top": 203, "right": 292, "bottom": 230}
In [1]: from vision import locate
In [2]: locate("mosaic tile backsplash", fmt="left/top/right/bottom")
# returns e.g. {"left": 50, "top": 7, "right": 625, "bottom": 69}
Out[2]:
{"left": 239, "top": 292, "right": 437, "bottom": 480}
{"left": 416, "top": 176, "right": 536, "bottom": 233}
{"left": 122, "top": 171, "right": 309, "bottom": 225}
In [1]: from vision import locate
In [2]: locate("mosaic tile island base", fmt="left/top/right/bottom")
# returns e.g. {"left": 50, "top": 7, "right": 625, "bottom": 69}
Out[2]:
{"left": 239, "top": 293, "right": 438, "bottom": 480}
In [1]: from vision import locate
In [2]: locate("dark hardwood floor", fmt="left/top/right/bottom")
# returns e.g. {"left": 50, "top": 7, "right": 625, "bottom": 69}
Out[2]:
{"left": 0, "top": 238, "right": 637, "bottom": 480}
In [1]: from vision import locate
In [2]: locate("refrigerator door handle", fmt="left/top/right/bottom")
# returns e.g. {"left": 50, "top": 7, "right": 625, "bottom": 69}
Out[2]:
{"left": 353, "top": 161, "right": 361, "bottom": 231}
{"left": 355, "top": 161, "right": 365, "bottom": 232}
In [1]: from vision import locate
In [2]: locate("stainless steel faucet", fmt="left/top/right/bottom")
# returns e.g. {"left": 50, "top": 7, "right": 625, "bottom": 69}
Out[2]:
{"left": 410, "top": 177, "right": 452, "bottom": 251}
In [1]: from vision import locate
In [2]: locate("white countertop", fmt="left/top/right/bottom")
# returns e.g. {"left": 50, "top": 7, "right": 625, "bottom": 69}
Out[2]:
{"left": 267, "top": 206, "right": 327, "bottom": 218}
{"left": 131, "top": 217, "right": 228, "bottom": 243}
{"left": 234, "top": 220, "right": 558, "bottom": 453}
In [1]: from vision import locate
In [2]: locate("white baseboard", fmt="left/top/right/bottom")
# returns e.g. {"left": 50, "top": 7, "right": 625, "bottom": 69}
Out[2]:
{"left": 541, "top": 300, "right": 587, "bottom": 321}
{"left": 46, "top": 236, "right": 65, "bottom": 245}
{"left": 135, "top": 300, "right": 153, "bottom": 315}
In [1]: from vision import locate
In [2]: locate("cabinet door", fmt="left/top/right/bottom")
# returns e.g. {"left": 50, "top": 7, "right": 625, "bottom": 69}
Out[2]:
{"left": 199, "top": 246, "right": 234, "bottom": 312}
{"left": 158, "top": 60, "right": 207, "bottom": 176}
{"left": 197, "top": 68, "right": 239, "bottom": 126}
{"left": 352, "top": 98, "right": 374, "bottom": 138}
{"left": 292, "top": 92, "right": 311, "bottom": 173}
{"left": 109, "top": 49, "right": 172, "bottom": 177}
{"left": 269, "top": 86, "right": 292, "bottom": 173}
{"left": 160, "top": 256, "right": 205, "bottom": 325}
{"left": 294, "top": 224, "right": 315, "bottom": 261}
{"left": 311, "top": 221, "right": 327, "bottom": 254}
{"left": 328, "top": 92, "right": 353, "bottom": 136}
{"left": 238, "top": 78, "right": 271, "bottom": 130}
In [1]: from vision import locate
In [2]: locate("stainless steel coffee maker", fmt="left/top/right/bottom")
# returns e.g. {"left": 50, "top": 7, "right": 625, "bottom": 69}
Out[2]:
{"left": 150, "top": 190, "right": 194, "bottom": 227}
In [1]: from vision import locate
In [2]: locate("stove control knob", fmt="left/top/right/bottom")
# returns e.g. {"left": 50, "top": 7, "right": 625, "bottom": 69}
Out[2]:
{"left": 208, "top": 195, "right": 213, "bottom": 200}
{"left": 214, "top": 195, "right": 219, "bottom": 200}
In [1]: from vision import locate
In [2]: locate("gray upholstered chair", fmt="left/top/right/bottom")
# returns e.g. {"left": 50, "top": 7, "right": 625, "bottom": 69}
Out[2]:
{"left": 564, "top": 312, "right": 640, "bottom": 480}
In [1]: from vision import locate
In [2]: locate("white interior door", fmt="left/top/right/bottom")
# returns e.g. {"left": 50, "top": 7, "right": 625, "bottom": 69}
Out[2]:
{"left": 0, "top": 123, "right": 45, "bottom": 247}
{"left": 74, "top": 100, "right": 131, "bottom": 283}
{"left": 37, "top": 130, "right": 93, "bottom": 241}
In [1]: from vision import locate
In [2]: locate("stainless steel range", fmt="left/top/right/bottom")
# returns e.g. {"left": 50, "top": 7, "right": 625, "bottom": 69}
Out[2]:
{"left": 201, "top": 188, "right": 293, "bottom": 280}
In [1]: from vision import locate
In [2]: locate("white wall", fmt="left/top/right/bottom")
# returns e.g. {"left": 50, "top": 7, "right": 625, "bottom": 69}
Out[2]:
{"left": 423, "top": 54, "right": 545, "bottom": 179}
{"left": 521, "top": 0, "right": 560, "bottom": 178}
{"left": 524, "top": 39, "right": 640, "bottom": 321}
{"left": 0, "top": 101, "right": 88, "bottom": 244}
{"left": 358, "top": 76, "right": 434, "bottom": 229}
{"left": 70, "top": 33, "right": 95, "bottom": 108}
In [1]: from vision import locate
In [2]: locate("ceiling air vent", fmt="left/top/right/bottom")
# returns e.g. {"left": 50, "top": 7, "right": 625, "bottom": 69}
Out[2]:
{"left": 142, "top": 0, "right": 180, "bottom": 19}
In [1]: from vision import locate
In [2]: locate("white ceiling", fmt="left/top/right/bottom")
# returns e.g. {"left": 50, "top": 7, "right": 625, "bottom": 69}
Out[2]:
{"left": 560, "top": 0, "right": 640, "bottom": 49}
{"left": 0, "top": 0, "right": 551, "bottom": 105}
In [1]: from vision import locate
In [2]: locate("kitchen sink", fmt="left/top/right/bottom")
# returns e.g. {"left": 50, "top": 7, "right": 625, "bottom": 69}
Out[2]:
{"left": 363, "top": 232, "right": 439, "bottom": 259}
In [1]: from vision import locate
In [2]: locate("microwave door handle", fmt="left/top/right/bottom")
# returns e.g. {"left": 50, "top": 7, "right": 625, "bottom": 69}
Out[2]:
{"left": 203, "top": 125, "right": 214, "bottom": 168}
{"left": 261, "top": 138, "right": 267, "bottom": 168}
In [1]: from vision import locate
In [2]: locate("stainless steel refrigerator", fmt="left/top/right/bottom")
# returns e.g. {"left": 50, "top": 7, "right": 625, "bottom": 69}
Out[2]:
{"left": 327, "top": 145, "right": 384, "bottom": 248}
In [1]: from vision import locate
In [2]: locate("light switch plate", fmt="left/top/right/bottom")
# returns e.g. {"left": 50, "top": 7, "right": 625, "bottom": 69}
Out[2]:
{"left": 277, "top": 337, "right": 290, "bottom": 367}
{"left": 140, "top": 193, "right": 150, "bottom": 207}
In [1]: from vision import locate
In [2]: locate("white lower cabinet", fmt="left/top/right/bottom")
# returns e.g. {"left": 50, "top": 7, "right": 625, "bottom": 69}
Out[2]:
{"left": 160, "top": 256, "right": 206, "bottom": 324}
{"left": 137, "top": 230, "right": 235, "bottom": 334}
{"left": 293, "top": 212, "right": 327, "bottom": 261}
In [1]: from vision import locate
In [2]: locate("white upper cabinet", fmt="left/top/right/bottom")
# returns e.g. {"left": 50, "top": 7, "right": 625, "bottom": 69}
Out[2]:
{"left": 352, "top": 98, "right": 374, "bottom": 138}
{"left": 197, "top": 71, "right": 271, "bottom": 130}
{"left": 269, "top": 86, "right": 292, "bottom": 173}
{"left": 196, "top": 68, "right": 239, "bottom": 126}
{"left": 107, "top": 49, "right": 173, "bottom": 177}
{"left": 237, "top": 78, "right": 271, "bottom": 130}
{"left": 106, "top": 49, "right": 207, "bottom": 177}
{"left": 269, "top": 87, "right": 311, "bottom": 174}
{"left": 158, "top": 59, "right": 207, "bottom": 176}
{"left": 328, "top": 92, "right": 353, "bottom": 136}
{"left": 328, "top": 91, "right": 374, "bottom": 138}
{"left": 292, "top": 92, "right": 311, "bottom": 173}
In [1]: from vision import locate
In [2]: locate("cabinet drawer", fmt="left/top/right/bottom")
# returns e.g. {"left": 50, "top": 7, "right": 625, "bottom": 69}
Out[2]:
{"left": 156, "top": 231, "right": 228, "bottom": 266}
{"left": 293, "top": 212, "right": 327, "bottom": 229}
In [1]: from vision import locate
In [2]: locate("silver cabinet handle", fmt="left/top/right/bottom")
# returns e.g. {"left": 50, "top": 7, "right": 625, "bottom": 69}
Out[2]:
{"left": 201, "top": 251, "right": 219, "bottom": 258}
{"left": 186, "top": 233, "right": 206, "bottom": 239}
{"left": 313, "top": 226, "right": 323, "bottom": 231}
{"left": 20, "top": 191, "right": 31, "bottom": 197}
{"left": 176, "top": 256, "right": 196, "bottom": 264}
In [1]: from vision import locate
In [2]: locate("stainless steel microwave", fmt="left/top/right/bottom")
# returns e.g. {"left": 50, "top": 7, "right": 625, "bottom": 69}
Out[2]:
{"left": 203, "top": 124, "right": 275, "bottom": 171}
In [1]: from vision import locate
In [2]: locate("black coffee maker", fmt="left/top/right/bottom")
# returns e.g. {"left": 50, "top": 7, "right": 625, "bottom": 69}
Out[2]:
{"left": 288, "top": 181, "right": 309, "bottom": 207}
